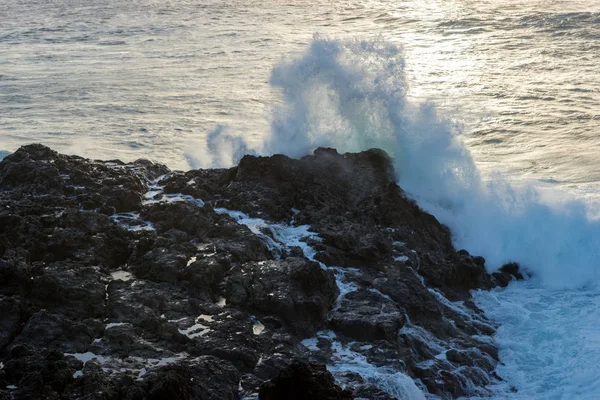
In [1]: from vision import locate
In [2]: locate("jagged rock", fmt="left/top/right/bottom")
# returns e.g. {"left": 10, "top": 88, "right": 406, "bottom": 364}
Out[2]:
{"left": 143, "top": 203, "right": 215, "bottom": 236}
{"left": 0, "top": 295, "right": 22, "bottom": 349}
{"left": 492, "top": 262, "right": 524, "bottom": 287}
{"left": 30, "top": 263, "right": 106, "bottom": 319}
{"left": 133, "top": 247, "right": 189, "bottom": 284}
{"left": 10, "top": 310, "right": 93, "bottom": 353}
{"left": 3, "top": 346, "right": 80, "bottom": 399}
{"left": 224, "top": 257, "right": 339, "bottom": 337}
{"left": 353, "top": 385, "right": 396, "bottom": 400}
{"left": 258, "top": 361, "right": 353, "bottom": 400}
{"left": 143, "top": 357, "right": 240, "bottom": 400}
{"left": 0, "top": 144, "right": 509, "bottom": 400}
{"left": 329, "top": 289, "right": 405, "bottom": 342}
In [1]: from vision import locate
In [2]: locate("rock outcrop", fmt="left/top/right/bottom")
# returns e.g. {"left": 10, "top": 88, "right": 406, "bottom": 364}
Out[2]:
{"left": 0, "top": 144, "right": 521, "bottom": 399}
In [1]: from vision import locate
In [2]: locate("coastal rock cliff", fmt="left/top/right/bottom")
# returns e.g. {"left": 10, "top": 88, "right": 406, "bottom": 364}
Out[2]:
{"left": 0, "top": 144, "right": 520, "bottom": 399}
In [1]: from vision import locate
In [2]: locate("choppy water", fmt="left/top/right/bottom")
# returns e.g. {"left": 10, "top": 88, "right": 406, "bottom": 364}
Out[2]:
{"left": 2, "top": 1, "right": 600, "bottom": 399}
{"left": 1, "top": 0, "right": 599, "bottom": 182}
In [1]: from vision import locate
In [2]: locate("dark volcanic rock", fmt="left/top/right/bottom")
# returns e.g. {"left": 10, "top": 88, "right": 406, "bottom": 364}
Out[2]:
{"left": 143, "top": 357, "right": 240, "bottom": 400}
{"left": 11, "top": 310, "right": 93, "bottom": 353}
{"left": 0, "top": 295, "right": 22, "bottom": 349}
{"left": 330, "top": 289, "right": 405, "bottom": 342}
{"left": 492, "top": 262, "right": 524, "bottom": 287}
{"left": 224, "top": 257, "right": 339, "bottom": 336}
{"left": 258, "top": 361, "right": 353, "bottom": 400}
{"left": 0, "top": 144, "right": 507, "bottom": 400}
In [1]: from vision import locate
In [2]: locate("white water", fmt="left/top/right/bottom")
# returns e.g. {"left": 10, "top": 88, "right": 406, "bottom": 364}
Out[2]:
{"left": 303, "top": 331, "right": 427, "bottom": 400}
{"left": 3, "top": 1, "right": 600, "bottom": 398}
{"left": 210, "top": 37, "right": 600, "bottom": 399}
{"left": 218, "top": 207, "right": 427, "bottom": 396}
{"left": 474, "top": 283, "right": 600, "bottom": 399}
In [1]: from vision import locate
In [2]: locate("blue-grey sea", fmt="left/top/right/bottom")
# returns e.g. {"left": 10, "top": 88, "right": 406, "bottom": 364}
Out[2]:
{"left": 2, "top": 1, "right": 600, "bottom": 398}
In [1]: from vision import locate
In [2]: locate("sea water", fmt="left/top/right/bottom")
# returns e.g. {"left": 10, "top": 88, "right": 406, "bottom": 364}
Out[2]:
{"left": 2, "top": 1, "right": 600, "bottom": 398}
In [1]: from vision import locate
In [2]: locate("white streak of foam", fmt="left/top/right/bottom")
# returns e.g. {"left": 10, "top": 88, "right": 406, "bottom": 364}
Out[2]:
{"left": 303, "top": 331, "right": 426, "bottom": 400}
{"left": 106, "top": 322, "right": 128, "bottom": 329}
{"left": 65, "top": 352, "right": 106, "bottom": 365}
{"left": 253, "top": 320, "right": 265, "bottom": 335}
{"left": 143, "top": 174, "right": 205, "bottom": 207}
{"left": 301, "top": 337, "right": 320, "bottom": 351}
{"left": 214, "top": 208, "right": 282, "bottom": 254}
{"left": 187, "top": 256, "right": 197, "bottom": 266}
{"left": 198, "top": 314, "right": 213, "bottom": 322}
{"left": 143, "top": 193, "right": 205, "bottom": 207}
{"left": 214, "top": 208, "right": 321, "bottom": 261}
{"left": 368, "top": 287, "right": 393, "bottom": 302}
{"left": 137, "top": 367, "right": 147, "bottom": 380}
{"left": 270, "top": 223, "right": 321, "bottom": 260}
{"left": 110, "top": 212, "right": 155, "bottom": 232}
{"left": 216, "top": 297, "right": 227, "bottom": 307}
{"left": 330, "top": 267, "right": 359, "bottom": 309}
{"left": 179, "top": 323, "right": 210, "bottom": 338}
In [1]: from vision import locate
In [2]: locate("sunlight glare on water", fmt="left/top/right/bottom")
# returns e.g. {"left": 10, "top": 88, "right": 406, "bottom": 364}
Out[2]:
{"left": 3, "top": 1, "right": 600, "bottom": 399}
{"left": 1, "top": 0, "right": 599, "bottom": 195}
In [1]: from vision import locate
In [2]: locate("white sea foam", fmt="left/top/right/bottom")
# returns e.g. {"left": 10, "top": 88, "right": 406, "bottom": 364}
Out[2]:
{"left": 176, "top": 316, "right": 212, "bottom": 339}
{"left": 109, "top": 212, "right": 155, "bottom": 232}
{"left": 143, "top": 193, "right": 205, "bottom": 207}
{"left": 269, "top": 38, "right": 600, "bottom": 289}
{"left": 219, "top": 206, "right": 430, "bottom": 397}
{"left": 110, "top": 270, "right": 133, "bottom": 281}
{"left": 256, "top": 38, "right": 600, "bottom": 396}
{"left": 214, "top": 207, "right": 320, "bottom": 260}
{"left": 204, "top": 37, "right": 600, "bottom": 289}
{"left": 65, "top": 352, "right": 106, "bottom": 377}
{"left": 185, "top": 125, "right": 257, "bottom": 169}
{"left": 251, "top": 318, "right": 265, "bottom": 336}
{"left": 303, "top": 331, "right": 426, "bottom": 400}
{"left": 65, "top": 352, "right": 106, "bottom": 365}
{"left": 68, "top": 350, "right": 190, "bottom": 382}
{"left": 473, "top": 282, "right": 600, "bottom": 400}
{"left": 106, "top": 322, "right": 128, "bottom": 329}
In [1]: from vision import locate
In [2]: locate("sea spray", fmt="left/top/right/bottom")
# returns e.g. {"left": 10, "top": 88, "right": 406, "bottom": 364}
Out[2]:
{"left": 186, "top": 36, "right": 600, "bottom": 289}
{"left": 267, "top": 37, "right": 405, "bottom": 158}
{"left": 185, "top": 125, "right": 256, "bottom": 169}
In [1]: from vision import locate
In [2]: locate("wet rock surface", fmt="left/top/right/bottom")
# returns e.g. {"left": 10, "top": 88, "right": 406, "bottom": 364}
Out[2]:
{"left": 0, "top": 144, "right": 518, "bottom": 399}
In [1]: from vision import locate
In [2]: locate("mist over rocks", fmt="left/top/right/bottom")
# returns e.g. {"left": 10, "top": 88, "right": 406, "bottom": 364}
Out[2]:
{"left": 0, "top": 144, "right": 522, "bottom": 399}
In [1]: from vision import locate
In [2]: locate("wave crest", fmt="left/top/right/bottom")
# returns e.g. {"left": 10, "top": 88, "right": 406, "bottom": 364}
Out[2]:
{"left": 190, "top": 37, "right": 600, "bottom": 289}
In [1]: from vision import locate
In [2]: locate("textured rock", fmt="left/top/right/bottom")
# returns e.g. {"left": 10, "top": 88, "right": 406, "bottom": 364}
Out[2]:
{"left": 0, "top": 144, "right": 514, "bottom": 400}
{"left": 259, "top": 361, "right": 353, "bottom": 400}
{"left": 224, "top": 257, "right": 339, "bottom": 336}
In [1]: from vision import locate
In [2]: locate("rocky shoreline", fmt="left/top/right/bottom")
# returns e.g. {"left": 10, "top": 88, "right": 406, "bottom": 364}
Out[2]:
{"left": 0, "top": 144, "right": 521, "bottom": 399}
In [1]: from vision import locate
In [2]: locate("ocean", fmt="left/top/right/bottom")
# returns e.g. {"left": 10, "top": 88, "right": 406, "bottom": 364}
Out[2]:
{"left": 2, "top": 0, "right": 600, "bottom": 398}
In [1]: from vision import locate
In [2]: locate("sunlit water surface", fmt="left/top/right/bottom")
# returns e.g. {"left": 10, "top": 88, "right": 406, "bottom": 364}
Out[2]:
{"left": 2, "top": 1, "right": 600, "bottom": 399}
{"left": 2, "top": 0, "right": 599, "bottom": 184}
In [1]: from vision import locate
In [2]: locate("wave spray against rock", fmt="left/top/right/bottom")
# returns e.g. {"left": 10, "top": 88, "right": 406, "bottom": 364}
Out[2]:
{"left": 190, "top": 37, "right": 600, "bottom": 289}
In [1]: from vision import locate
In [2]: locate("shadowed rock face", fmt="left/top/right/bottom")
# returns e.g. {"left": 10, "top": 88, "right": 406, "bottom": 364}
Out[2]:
{"left": 0, "top": 144, "right": 521, "bottom": 400}
{"left": 258, "top": 361, "right": 353, "bottom": 400}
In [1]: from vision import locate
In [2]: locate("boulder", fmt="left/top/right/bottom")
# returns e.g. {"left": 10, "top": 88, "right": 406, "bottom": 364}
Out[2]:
{"left": 225, "top": 258, "right": 339, "bottom": 337}
{"left": 259, "top": 361, "right": 353, "bottom": 400}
